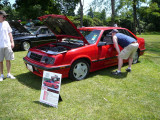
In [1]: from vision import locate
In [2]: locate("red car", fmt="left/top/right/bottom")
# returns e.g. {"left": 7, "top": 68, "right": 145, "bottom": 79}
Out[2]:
{"left": 43, "top": 80, "right": 60, "bottom": 89}
{"left": 23, "top": 14, "right": 145, "bottom": 80}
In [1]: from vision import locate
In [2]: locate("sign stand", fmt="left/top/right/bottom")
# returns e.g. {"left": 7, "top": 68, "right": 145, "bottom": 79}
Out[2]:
{"left": 59, "top": 95, "right": 62, "bottom": 102}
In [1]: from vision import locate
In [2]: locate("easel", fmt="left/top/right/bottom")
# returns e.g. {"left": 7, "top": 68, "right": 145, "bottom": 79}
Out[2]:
{"left": 59, "top": 95, "right": 62, "bottom": 102}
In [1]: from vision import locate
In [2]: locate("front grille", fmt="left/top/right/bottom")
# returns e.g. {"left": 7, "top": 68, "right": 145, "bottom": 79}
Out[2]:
{"left": 30, "top": 52, "right": 42, "bottom": 62}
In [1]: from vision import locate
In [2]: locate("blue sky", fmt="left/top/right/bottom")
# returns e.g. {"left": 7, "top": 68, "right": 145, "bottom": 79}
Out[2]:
{"left": 9, "top": 0, "right": 15, "bottom": 5}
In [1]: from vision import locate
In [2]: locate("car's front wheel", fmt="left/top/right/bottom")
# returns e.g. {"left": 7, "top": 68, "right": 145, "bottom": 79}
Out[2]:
{"left": 69, "top": 59, "right": 90, "bottom": 81}
{"left": 132, "top": 51, "right": 139, "bottom": 64}
{"left": 21, "top": 41, "right": 30, "bottom": 51}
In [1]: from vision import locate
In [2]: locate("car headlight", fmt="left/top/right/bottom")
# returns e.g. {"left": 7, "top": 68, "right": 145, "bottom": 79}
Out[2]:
{"left": 27, "top": 51, "right": 31, "bottom": 58}
{"left": 41, "top": 56, "right": 55, "bottom": 64}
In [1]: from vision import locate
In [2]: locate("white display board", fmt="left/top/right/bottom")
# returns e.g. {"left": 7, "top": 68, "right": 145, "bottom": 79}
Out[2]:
{"left": 40, "top": 71, "right": 62, "bottom": 108}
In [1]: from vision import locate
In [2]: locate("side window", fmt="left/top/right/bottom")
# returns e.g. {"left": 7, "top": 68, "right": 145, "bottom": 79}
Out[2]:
{"left": 39, "top": 28, "right": 48, "bottom": 34}
{"left": 118, "top": 29, "right": 137, "bottom": 40}
{"left": 100, "top": 30, "right": 113, "bottom": 45}
{"left": 48, "top": 29, "right": 54, "bottom": 35}
{"left": 117, "top": 29, "right": 125, "bottom": 34}
{"left": 125, "top": 30, "right": 137, "bottom": 40}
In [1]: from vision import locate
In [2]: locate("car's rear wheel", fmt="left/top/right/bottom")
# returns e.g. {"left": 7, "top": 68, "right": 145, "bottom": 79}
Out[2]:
{"left": 21, "top": 41, "right": 30, "bottom": 51}
{"left": 132, "top": 51, "right": 139, "bottom": 64}
{"left": 69, "top": 59, "right": 90, "bottom": 81}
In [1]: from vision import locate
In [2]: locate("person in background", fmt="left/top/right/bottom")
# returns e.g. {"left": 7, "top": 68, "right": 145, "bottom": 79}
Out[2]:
{"left": 114, "top": 23, "right": 118, "bottom": 27}
{"left": 0, "top": 10, "right": 16, "bottom": 81}
{"left": 111, "top": 29, "right": 139, "bottom": 75}
{"left": 26, "top": 19, "right": 34, "bottom": 27}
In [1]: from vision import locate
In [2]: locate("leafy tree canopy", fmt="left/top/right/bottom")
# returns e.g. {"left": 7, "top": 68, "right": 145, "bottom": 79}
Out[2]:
{"left": 14, "top": 0, "right": 79, "bottom": 20}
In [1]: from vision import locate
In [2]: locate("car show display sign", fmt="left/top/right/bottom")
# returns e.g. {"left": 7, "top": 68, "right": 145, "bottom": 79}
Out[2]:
{"left": 40, "top": 71, "right": 62, "bottom": 108}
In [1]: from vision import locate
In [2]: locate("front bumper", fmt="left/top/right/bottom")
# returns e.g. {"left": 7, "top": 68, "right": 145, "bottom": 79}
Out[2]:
{"left": 23, "top": 57, "right": 71, "bottom": 78}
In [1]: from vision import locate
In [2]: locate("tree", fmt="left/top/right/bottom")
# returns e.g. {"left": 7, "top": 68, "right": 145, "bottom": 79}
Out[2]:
{"left": 0, "top": 0, "right": 20, "bottom": 21}
{"left": 0, "top": 0, "right": 4, "bottom": 9}
{"left": 138, "top": 0, "right": 160, "bottom": 31}
{"left": 0, "top": 0, "right": 10, "bottom": 9}
{"left": 2, "top": 0, "right": 10, "bottom": 6}
{"left": 100, "top": 9, "right": 106, "bottom": 22}
{"left": 93, "top": 12, "right": 101, "bottom": 19}
{"left": 91, "top": 0, "right": 118, "bottom": 26}
{"left": 93, "top": 17, "right": 103, "bottom": 26}
{"left": 61, "top": 0, "right": 79, "bottom": 16}
{"left": 111, "top": 0, "right": 115, "bottom": 25}
{"left": 80, "top": 0, "right": 84, "bottom": 27}
{"left": 120, "top": 0, "right": 146, "bottom": 34}
{"left": 14, "top": 0, "right": 79, "bottom": 20}
{"left": 133, "top": 0, "right": 137, "bottom": 34}
{"left": 77, "top": 7, "right": 81, "bottom": 16}
{"left": 87, "top": 7, "right": 94, "bottom": 18}
{"left": 14, "top": 0, "right": 54, "bottom": 19}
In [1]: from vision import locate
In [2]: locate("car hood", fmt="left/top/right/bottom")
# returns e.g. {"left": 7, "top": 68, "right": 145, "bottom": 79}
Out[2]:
{"left": 9, "top": 21, "right": 30, "bottom": 34}
{"left": 38, "top": 14, "right": 89, "bottom": 45}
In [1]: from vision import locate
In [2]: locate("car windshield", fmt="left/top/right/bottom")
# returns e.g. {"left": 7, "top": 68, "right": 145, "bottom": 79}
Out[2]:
{"left": 80, "top": 30, "right": 101, "bottom": 44}
{"left": 28, "top": 27, "right": 39, "bottom": 35}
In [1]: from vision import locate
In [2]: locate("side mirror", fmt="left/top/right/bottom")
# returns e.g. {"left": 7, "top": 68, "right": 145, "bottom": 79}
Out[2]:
{"left": 36, "top": 32, "right": 39, "bottom": 36}
{"left": 98, "top": 42, "right": 106, "bottom": 47}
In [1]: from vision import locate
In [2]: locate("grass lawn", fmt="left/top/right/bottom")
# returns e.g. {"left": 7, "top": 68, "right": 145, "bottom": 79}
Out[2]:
{"left": 0, "top": 34, "right": 160, "bottom": 120}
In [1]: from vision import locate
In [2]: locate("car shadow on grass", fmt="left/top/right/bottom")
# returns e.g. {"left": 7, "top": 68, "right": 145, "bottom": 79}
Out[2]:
{"left": 16, "top": 72, "right": 75, "bottom": 90}
{"left": 16, "top": 72, "right": 42, "bottom": 90}
{"left": 16, "top": 62, "right": 140, "bottom": 89}
{"left": 87, "top": 63, "right": 137, "bottom": 79}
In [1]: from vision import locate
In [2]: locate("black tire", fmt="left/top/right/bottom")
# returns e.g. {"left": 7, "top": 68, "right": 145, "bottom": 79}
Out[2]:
{"left": 21, "top": 41, "right": 31, "bottom": 51}
{"left": 132, "top": 51, "right": 139, "bottom": 64}
{"left": 69, "top": 59, "right": 90, "bottom": 81}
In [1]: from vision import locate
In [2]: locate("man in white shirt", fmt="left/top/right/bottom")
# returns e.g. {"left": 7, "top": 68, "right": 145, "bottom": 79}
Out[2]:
{"left": 0, "top": 10, "right": 15, "bottom": 81}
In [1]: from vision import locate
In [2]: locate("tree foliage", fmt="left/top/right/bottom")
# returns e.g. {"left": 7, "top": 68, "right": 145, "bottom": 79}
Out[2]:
{"left": 0, "top": 0, "right": 159, "bottom": 32}
{"left": 61, "top": 0, "right": 79, "bottom": 16}
{"left": 14, "top": 0, "right": 60, "bottom": 20}
{"left": 14, "top": 0, "right": 79, "bottom": 20}
{"left": 87, "top": 7, "right": 94, "bottom": 18}
{"left": 138, "top": 0, "right": 160, "bottom": 31}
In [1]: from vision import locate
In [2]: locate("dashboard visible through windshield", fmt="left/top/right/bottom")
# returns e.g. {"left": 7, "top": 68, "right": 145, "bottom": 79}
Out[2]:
{"left": 80, "top": 30, "right": 101, "bottom": 44}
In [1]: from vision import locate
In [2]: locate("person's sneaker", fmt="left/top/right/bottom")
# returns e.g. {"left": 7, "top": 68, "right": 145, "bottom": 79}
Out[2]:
{"left": 0, "top": 77, "right": 3, "bottom": 81}
{"left": 0, "top": 74, "right": 4, "bottom": 81}
{"left": 7, "top": 74, "right": 16, "bottom": 79}
{"left": 126, "top": 68, "right": 131, "bottom": 72}
{"left": 111, "top": 71, "right": 121, "bottom": 75}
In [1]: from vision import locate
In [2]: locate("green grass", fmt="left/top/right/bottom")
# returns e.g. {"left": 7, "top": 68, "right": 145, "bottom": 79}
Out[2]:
{"left": 0, "top": 34, "right": 160, "bottom": 120}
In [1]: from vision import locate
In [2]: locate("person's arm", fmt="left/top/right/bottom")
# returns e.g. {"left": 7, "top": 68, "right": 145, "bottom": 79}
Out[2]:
{"left": 8, "top": 32, "right": 14, "bottom": 49}
{"left": 113, "top": 35, "right": 120, "bottom": 54}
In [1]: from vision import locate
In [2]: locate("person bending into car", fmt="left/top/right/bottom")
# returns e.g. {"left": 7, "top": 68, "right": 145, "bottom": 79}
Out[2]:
{"left": 0, "top": 10, "right": 15, "bottom": 81}
{"left": 111, "top": 29, "right": 139, "bottom": 75}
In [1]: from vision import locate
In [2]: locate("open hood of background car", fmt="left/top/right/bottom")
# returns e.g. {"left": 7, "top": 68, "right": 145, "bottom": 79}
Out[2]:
{"left": 9, "top": 21, "right": 30, "bottom": 34}
{"left": 38, "top": 14, "right": 89, "bottom": 45}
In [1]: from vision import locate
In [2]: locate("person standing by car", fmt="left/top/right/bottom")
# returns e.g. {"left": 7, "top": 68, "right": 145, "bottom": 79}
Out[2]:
{"left": 111, "top": 29, "right": 139, "bottom": 75}
{"left": 0, "top": 10, "right": 16, "bottom": 81}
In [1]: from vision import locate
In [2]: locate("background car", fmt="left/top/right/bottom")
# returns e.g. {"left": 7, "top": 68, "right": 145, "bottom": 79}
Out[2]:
{"left": 23, "top": 14, "right": 145, "bottom": 80}
{"left": 9, "top": 21, "right": 55, "bottom": 51}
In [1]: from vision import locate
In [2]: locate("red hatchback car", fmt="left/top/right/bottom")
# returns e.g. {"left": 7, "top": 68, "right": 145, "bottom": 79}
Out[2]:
{"left": 43, "top": 80, "right": 60, "bottom": 89}
{"left": 23, "top": 14, "right": 145, "bottom": 80}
